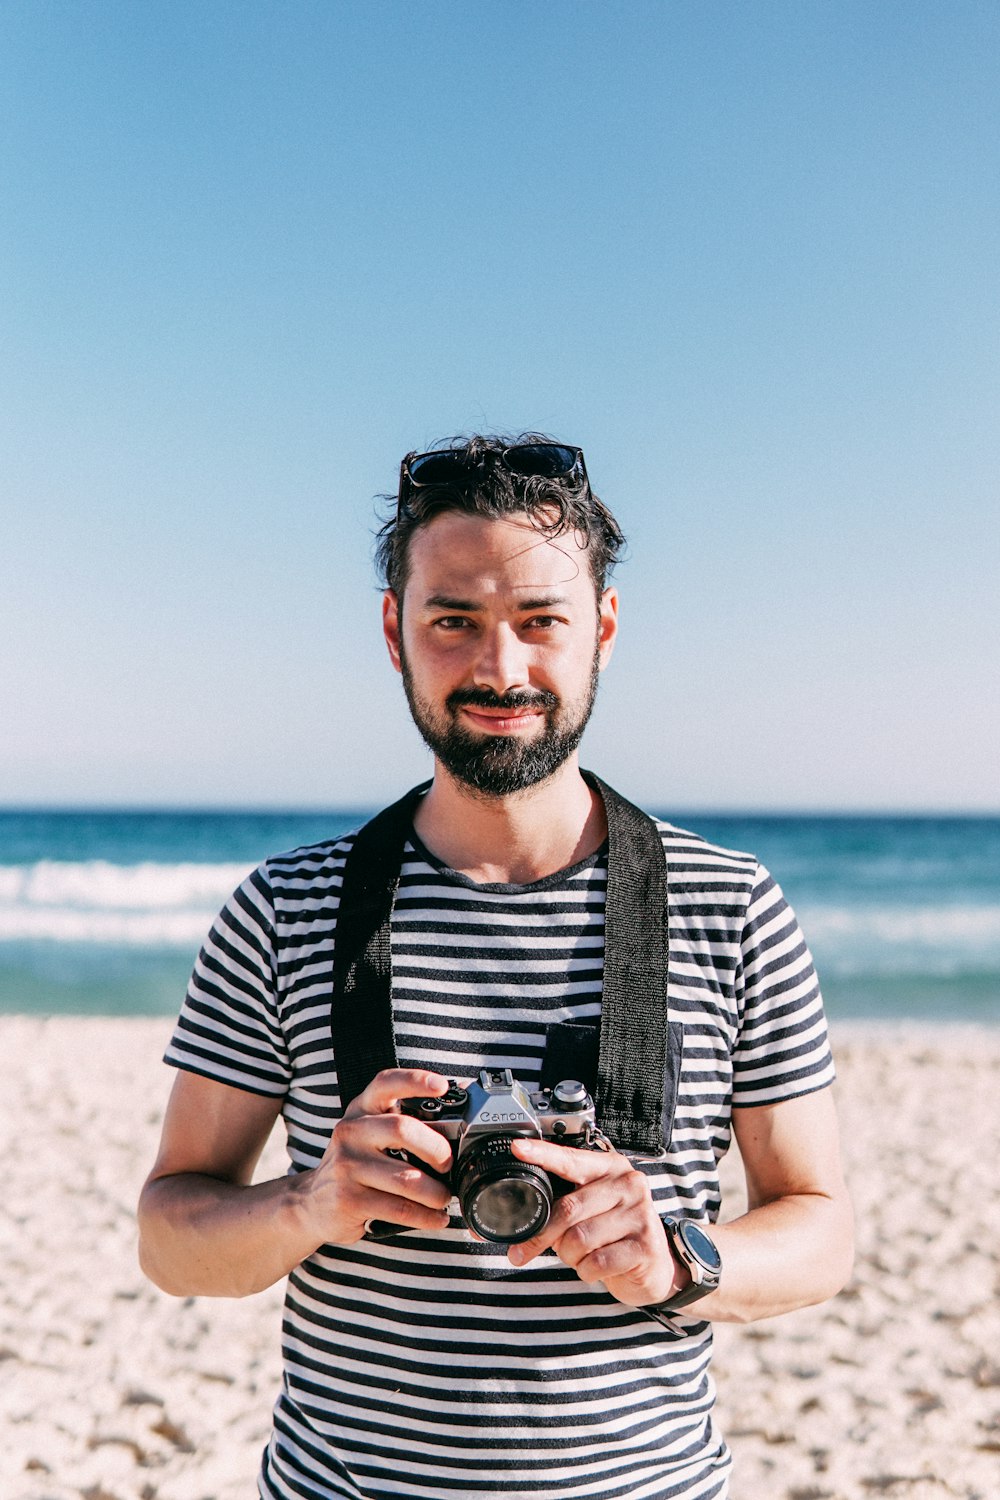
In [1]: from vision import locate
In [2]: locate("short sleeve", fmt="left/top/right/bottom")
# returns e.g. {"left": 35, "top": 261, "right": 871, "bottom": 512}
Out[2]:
{"left": 730, "top": 864, "right": 835, "bottom": 1107}
{"left": 165, "top": 864, "right": 292, "bottom": 1097}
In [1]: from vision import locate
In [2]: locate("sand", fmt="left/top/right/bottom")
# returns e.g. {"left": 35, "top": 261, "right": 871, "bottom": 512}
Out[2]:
{"left": 0, "top": 1017, "right": 998, "bottom": 1500}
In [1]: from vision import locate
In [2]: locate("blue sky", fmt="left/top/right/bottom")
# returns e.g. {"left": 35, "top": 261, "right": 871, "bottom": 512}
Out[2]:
{"left": 2, "top": 0, "right": 997, "bottom": 810}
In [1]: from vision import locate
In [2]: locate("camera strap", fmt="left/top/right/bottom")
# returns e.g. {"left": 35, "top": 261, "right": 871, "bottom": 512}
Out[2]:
{"left": 330, "top": 770, "right": 678, "bottom": 1154}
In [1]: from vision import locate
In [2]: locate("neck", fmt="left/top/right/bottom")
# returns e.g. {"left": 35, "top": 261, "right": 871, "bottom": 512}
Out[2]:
{"left": 413, "top": 759, "right": 607, "bottom": 884}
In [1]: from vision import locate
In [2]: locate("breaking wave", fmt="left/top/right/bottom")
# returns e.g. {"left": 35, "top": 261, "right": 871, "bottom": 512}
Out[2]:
{"left": 0, "top": 861, "right": 254, "bottom": 946}
{"left": 1, "top": 861, "right": 998, "bottom": 985}
{"left": 797, "top": 901, "right": 1000, "bottom": 977}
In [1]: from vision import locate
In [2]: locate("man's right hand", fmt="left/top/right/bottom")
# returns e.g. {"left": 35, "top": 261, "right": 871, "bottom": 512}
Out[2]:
{"left": 138, "top": 1066, "right": 455, "bottom": 1299}
{"left": 296, "top": 1068, "right": 455, "bottom": 1245}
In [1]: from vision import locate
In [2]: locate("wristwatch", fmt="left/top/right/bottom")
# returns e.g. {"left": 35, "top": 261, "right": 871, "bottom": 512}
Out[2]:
{"left": 646, "top": 1217, "right": 722, "bottom": 1317}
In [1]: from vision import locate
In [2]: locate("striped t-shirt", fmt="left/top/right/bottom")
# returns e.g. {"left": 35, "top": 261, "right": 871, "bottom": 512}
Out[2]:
{"left": 165, "top": 813, "right": 835, "bottom": 1500}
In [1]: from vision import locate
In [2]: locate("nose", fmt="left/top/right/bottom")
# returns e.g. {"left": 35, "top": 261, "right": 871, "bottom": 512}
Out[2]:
{"left": 470, "top": 623, "right": 531, "bottom": 696}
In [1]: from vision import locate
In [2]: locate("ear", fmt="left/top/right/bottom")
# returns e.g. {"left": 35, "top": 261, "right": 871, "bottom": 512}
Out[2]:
{"left": 597, "top": 587, "right": 619, "bottom": 669}
{"left": 382, "top": 590, "right": 403, "bottom": 674}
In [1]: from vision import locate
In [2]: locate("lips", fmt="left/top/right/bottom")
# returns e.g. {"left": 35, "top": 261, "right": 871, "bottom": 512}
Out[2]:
{"left": 447, "top": 689, "right": 556, "bottom": 735}
{"left": 460, "top": 706, "right": 545, "bottom": 734}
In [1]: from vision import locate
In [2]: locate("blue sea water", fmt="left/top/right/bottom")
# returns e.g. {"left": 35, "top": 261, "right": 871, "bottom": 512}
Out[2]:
{"left": 0, "top": 807, "right": 997, "bottom": 1023}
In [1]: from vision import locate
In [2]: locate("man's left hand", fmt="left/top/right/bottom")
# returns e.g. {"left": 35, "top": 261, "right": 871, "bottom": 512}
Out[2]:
{"left": 505, "top": 1137, "right": 684, "bottom": 1308}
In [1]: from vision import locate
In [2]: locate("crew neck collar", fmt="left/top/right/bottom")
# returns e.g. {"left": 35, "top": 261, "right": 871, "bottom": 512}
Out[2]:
{"left": 405, "top": 823, "right": 608, "bottom": 895}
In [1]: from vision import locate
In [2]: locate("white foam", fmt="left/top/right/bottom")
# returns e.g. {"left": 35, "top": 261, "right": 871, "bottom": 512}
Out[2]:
{"left": 0, "top": 861, "right": 255, "bottom": 946}
{"left": 798, "top": 902, "right": 1000, "bottom": 976}
{"left": 799, "top": 903, "right": 1000, "bottom": 946}
{"left": 2, "top": 863, "right": 998, "bottom": 972}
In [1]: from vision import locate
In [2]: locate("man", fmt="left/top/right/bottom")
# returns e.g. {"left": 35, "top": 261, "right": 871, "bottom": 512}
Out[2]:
{"left": 139, "top": 434, "right": 853, "bottom": 1500}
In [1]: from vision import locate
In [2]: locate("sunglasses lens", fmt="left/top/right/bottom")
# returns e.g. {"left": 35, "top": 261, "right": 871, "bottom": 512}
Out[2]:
{"left": 406, "top": 452, "right": 473, "bottom": 487}
{"left": 404, "top": 444, "right": 583, "bottom": 496}
{"left": 503, "top": 444, "right": 579, "bottom": 479}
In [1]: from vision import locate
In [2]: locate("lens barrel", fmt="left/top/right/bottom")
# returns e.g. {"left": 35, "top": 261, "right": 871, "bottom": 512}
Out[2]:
{"left": 454, "top": 1136, "right": 552, "bottom": 1244}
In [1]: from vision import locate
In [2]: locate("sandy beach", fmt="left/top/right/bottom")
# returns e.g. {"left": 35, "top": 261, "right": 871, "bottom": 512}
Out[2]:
{"left": 1, "top": 1017, "right": 997, "bottom": 1500}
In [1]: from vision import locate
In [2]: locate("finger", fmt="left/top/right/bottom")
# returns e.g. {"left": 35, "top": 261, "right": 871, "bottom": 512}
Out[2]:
{"left": 570, "top": 1228, "right": 651, "bottom": 1287}
{"left": 509, "top": 1135, "right": 630, "bottom": 1187}
{"left": 351, "top": 1183, "right": 452, "bottom": 1235}
{"left": 509, "top": 1179, "right": 635, "bottom": 1264}
{"left": 344, "top": 1068, "right": 450, "bottom": 1120}
{"left": 515, "top": 1205, "right": 660, "bottom": 1291}
{"left": 336, "top": 1110, "right": 456, "bottom": 1175}
{"left": 557, "top": 1204, "right": 653, "bottom": 1266}
{"left": 565, "top": 1214, "right": 676, "bottom": 1304}
{"left": 508, "top": 1159, "right": 655, "bottom": 1265}
{"left": 353, "top": 1151, "right": 453, "bottom": 1212}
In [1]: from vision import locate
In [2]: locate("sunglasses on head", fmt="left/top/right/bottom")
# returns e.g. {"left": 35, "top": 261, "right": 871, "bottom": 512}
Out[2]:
{"left": 397, "top": 442, "right": 588, "bottom": 519}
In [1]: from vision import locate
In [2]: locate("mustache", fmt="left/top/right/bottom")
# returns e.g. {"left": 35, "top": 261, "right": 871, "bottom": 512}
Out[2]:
{"left": 446, "top": 687, "right": 558, "bottom": 712}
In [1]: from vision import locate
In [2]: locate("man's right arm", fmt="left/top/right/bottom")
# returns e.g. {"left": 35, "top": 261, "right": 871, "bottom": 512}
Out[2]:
{"left": 137, "top": 1067, "right": 455, "bottom": 1298}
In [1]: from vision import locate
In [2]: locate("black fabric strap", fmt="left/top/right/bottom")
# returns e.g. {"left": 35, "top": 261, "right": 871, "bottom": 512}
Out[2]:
{"left": 328, "top": 781, "right": 429, "bottom": 1114}
{"left": 582, "top": 771, "right": 671, "bottom": 1153}
{"left": 330, "top": 772, "right": 672, "bottom": 1152}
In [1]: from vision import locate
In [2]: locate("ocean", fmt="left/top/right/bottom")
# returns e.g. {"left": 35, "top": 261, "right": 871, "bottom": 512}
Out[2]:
{"left": 1, "top": 808, "right": 997, "bottom": 1023}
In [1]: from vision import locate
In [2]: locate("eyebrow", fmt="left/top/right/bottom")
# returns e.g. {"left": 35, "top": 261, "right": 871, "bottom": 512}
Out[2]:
{"left": 423, "top": 593, "right": 570, "bottom": 612}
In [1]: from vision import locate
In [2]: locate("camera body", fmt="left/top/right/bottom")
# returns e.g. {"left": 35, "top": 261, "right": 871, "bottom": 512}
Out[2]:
{"left": 397, "top": 1068, "right": 608, "bottom": 1244}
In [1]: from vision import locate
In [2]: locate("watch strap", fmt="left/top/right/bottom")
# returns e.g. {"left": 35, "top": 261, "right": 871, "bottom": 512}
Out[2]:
{"left": 651, "top": 1275, "right": 716, "bottom": 1311}
{"left": 644, "top": 1216, "right": 720, "bottom": 1318}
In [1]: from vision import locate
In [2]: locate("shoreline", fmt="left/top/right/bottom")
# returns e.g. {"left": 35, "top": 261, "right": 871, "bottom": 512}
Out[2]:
{"left": 1, "top": 1017, "right": 998, "bottom": 1499}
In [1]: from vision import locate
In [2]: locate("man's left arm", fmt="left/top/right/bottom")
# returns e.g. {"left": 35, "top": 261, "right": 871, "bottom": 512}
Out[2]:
{"left": 508, "top": 1086, "right": 854, "bottom": 1322}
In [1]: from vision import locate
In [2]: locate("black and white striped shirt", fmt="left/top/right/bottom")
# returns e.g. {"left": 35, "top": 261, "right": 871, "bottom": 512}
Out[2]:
{"left": 166, "top": 814, "right": 835, "bottom": 1500}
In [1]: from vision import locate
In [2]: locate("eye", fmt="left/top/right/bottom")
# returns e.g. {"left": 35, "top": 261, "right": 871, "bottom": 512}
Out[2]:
{"left": 523, "top": 614, "right": 560, "bottom": 630}
{"left": 433, "top": 615, "right": 475, "bottom": 631}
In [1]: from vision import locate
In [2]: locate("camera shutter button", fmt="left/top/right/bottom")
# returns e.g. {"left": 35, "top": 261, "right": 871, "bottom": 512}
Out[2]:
{"left": 552, "top": 1080, "right": 588, "bottom": 1109}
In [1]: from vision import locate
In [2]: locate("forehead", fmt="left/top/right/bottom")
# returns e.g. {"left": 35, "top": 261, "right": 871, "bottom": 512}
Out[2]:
{"left": 403, "top": 511, "right": 597, "bottom": 604}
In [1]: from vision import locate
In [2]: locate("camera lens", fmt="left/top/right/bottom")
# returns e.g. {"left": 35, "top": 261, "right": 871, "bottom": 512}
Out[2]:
{"left": 469, "top": 1176, "right": 550, "bottom": 1243}
{"left": 454, "top": 1137, "right": 552, "bottom": 1244}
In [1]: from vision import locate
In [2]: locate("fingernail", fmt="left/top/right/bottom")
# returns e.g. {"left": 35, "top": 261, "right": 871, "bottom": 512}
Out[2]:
{"left": 508, "top": 1246, "right": 525, "bottom": 1266}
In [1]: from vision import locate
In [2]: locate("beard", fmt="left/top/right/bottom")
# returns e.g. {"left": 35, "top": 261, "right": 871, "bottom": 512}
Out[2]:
{"left": 399, "top": 643, "right": 601, "bottom": 798}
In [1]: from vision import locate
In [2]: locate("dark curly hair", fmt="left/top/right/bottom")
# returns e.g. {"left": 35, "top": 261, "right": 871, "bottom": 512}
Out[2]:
{"left": 374, "top": 432, "right": 626, "bottom": 598}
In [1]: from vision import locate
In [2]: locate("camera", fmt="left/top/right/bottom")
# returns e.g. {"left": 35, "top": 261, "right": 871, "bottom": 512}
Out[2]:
{"left": 393, "top": 1068, "right": 608, "bottom": 1245}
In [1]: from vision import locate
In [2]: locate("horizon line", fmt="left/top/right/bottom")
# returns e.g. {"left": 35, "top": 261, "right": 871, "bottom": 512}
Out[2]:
{"left": 1, "top": 803, "right": 998, "bottom": 820}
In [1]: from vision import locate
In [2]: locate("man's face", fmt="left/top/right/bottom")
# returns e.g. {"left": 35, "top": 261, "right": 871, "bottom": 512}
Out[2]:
{"left": 382, "top": 511, "right": 618, "bottom": 797}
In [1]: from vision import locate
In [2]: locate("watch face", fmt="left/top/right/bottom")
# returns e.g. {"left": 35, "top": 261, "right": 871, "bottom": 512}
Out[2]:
{"left": 681, "top": 1222, "right": 722, "bottom": 1273}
